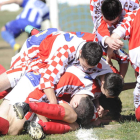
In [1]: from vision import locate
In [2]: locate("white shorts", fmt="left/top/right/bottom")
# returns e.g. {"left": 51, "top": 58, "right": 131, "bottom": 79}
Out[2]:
{"left": 5, "top": 75, "right": 36, "bottom": 105}
{"left": 6, "top": 67, "right": 26, "bottom": 88}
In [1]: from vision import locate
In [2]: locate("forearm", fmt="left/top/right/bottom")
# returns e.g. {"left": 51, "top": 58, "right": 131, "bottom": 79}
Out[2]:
{"left": 123, "top": 82, "right": 136, "bottom": 91}
{"left": 119, "top": 63, "right": 129, "bottom": 79}
{"left": 43, "top": 88, "right": 57, "bottom": 104}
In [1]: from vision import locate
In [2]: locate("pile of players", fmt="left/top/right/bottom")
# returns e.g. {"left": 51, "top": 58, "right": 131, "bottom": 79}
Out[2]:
{"left": 0, "top": 0, "right": 140, "bottom": 139}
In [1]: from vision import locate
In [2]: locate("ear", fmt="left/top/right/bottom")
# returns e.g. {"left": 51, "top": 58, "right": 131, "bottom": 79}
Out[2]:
{"left": 73, "top": 101, "right": 78, "bottom": 108}
{"left": 79, "top": 50, "right": 82, "bottom": 57}
{"left": 101, "top": 79, "right": 105, "bottom": 86}
{"left": 100, "top": 75, "right": 105, "bottom": 84}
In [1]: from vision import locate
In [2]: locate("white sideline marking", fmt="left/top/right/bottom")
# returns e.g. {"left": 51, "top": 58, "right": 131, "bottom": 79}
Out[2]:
{"left": 76, "top": 128, "right": 98, "bottom": 140}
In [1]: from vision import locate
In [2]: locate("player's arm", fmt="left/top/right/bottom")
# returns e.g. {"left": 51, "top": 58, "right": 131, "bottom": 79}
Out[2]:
{"left": 43, "top": 88, "right": 57, "bottom": 104}
{"left": 119, "top": 62, "right": 129, "bottom": 79}
{"left": 0, "top": 0, "right": 23, "bottom": 7}
{"left": 123, "top": 82, "right": 137, "bottom": 91}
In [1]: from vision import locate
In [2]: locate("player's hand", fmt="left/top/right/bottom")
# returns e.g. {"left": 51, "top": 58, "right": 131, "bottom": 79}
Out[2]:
{"left": 97, "top": 105, "right": 104, "bottom": 118}
{"left": 91, "top": 119, "right": 101, "bottom": 127}
{"left": 105, "top": 37, "right": 124, "bottom": 50}
{"left": 135, "top": 71, "right": 139, "bottom": 78}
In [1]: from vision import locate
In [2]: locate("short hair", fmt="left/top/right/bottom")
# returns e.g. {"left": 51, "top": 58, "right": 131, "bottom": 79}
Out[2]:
{"left": 101, "top": 0, "right": 122, "bottom": 21}
{"left": 74, "top": 96, "right": 94, "bottom": 127}
{"left": 99, "top": 94, "right": 122, "bottom": 120}
{"left": 40, "top": 0, "right": 46, "bottom": 3}
{"left": 81, "top": 42, "right": 103, "bottom": 66}
{"left": 103, "top": 73, "right": 124, "bottom": 97}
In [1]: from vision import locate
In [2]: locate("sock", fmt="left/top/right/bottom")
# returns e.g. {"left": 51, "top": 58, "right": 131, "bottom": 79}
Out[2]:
{"left": 135, "top": 106, "right": 140, "bottom": 121}
{"left": 31, "top": 28, "right": 40, "bottom": 36}
{"left": 0, "top": 117, "right": 9, "bottom": 135}
{"left": 38, "top": 120, "right": 70, "bottom": 134}
{"left": 29, "top": 102, "right": 65, "bottom": 120}
{"left": 1, "top": 30, "right": 16, "bottom": 48}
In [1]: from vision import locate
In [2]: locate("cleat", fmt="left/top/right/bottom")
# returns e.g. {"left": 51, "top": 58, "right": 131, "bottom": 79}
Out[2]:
{"left": 27, "top": 121, "right": 45, "bottom": 140}
{"left": 13, "top": 102, "right": 30, "bottom": 119}
{"left": 13, "top": 43, "right": 21, "bottom": 54}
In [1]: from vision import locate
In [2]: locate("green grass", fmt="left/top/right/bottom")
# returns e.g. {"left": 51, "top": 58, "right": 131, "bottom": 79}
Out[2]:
{"left": 0, "top": 10, "right": 138, "bottom": 140}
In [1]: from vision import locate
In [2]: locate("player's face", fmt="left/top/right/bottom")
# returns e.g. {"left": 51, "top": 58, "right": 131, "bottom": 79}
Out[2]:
{"left": 70, "top": 94, "right": 87, "bottom": 108}
{"left": 103, "top": 16, "right": 120, "bottom": 26}
{"left": 79, "top": 51, "right": 94, "bottom": 71}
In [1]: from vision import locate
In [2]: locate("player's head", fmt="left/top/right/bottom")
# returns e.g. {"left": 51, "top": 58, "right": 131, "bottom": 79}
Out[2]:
{"left": 70, "top": 94, "right": 94, "bottom": 126}
{"left": 79, "top": 42, "right": 103, "bottom": 71}
{"left": 99, "top": 94, "right": 122, "bottom": 121}
{"left": 101, "top": 73, "right": 124, "bottom": 98}
{"left": 101, "top": 0, "right": 122, "bottom": 26}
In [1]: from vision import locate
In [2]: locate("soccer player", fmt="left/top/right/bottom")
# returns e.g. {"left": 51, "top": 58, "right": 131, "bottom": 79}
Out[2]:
{"left": 0, "top": 93, "right": 94, "bottom": 136}
{"left": 106, "top": 7, "right": 140, "bottom": 122}
{"left": 0, "top": 0, "right": 50, "bottom": 53}
{"left": 0, "top": 65, "right": 98, "bottom": 136}
{"left": 90, "top": 0, "right": 139, "bottom": 49}
{"left": 0, "top": 28, "right": 109, "bottom": 105}
{"left": 90, "top": 0, "right": 139, "bottom": 78}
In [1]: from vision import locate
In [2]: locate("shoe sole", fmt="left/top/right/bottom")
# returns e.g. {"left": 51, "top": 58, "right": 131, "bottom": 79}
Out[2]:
{"left": 29, "top": 122, "right": 45, "bottom": 140}
{"left": 13, "top": 104, "right": 24, "bottom": 119}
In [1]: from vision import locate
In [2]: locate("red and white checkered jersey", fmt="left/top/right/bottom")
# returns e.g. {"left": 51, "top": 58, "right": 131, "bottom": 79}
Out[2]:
{"left": 26, "top": 65, "right": 102, "bottom": 103}
{"left": 90, "top": 0, "right": 139, "bottom": 46}
{"left": 113, "top": 8, "right": 140, "bottom": 73}
{"left": 9, "top": 29, "right": 113, "bottom": 91}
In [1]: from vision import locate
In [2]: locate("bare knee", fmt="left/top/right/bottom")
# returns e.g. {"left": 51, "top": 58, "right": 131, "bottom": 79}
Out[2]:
{"left": 0, "top": 72, "right": 11, "bottom": 92}
{"left": 1, "top": 26, "right": 6, "bottom": 32}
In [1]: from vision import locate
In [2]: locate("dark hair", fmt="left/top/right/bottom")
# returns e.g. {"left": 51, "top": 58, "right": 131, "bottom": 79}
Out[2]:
{"left": 103, "top": 73, "right": 124, "bottom": 97}
{"left": 40, "top": 0, "right": 46, "bottom": 3}
{"left": 101, "top": 0, "right": 122, "bottom": 21}
{"left": 99, "top": 94, "right": 122, "bottom": 120}
{"left": 74, "top": 96, "right": 94, "bottom": 126}
{"left": 81, "top": 42, "right": 103, "bottom": 66}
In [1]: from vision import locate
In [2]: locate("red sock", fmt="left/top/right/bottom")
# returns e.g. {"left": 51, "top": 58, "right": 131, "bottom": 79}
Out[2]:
{"left": 0, "top": 88, "right": 12, "bottom": 99}
{"left": 38, "top": 120, "right": 70, "bottom": 134}
{"left": 0, "top": 117, "right": 9, "bottom": 135}
{"left": 135, "top": 106, "right": 140, "bottom": 121}
{"left": 29, "top": 102, "right": 65, "bottom": 120}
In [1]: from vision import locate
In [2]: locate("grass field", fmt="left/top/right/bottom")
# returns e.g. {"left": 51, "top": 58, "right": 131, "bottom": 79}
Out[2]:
{"left": 0, "top": 9, "right": 139, "bottom": 140}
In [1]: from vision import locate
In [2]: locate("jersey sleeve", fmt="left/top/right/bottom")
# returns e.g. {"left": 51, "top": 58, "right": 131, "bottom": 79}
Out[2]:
{"left": 113, "top": 10, "right": 138, "bottom": 40}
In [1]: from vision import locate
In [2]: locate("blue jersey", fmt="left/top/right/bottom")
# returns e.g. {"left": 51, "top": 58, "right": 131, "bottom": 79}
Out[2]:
{"left": 17, "top": 0, "right": 50, "bottom": 26}
{"left": 26, "top": 28, "right": 58, "bottom": 48}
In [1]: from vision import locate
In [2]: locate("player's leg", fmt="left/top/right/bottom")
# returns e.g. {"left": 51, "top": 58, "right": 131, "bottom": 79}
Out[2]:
{"left": 1, "top": 20, "right": 21, "bottom": 52}
{"left": 0, "top": 100, "right": 10, "bottom": 135}
{"left": 0, "top": 66, "right": 27, "bottom": 93}
{"left": 4, "top": 75, "right": 35, "bottom": 105}
{"left": 13, "top": 97, "right": 77, "bottom": 123}
{"left": 0, "top": 72, "right": 11, "bottom": 92}
{"left": 24, "top": 119, "right": 79, "bottom": 140}
{"left": 0, "top": 64, "right": 11, "bottom": 98}
{"left": 7, "top": 104, "right": 27, "bottom": 135}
